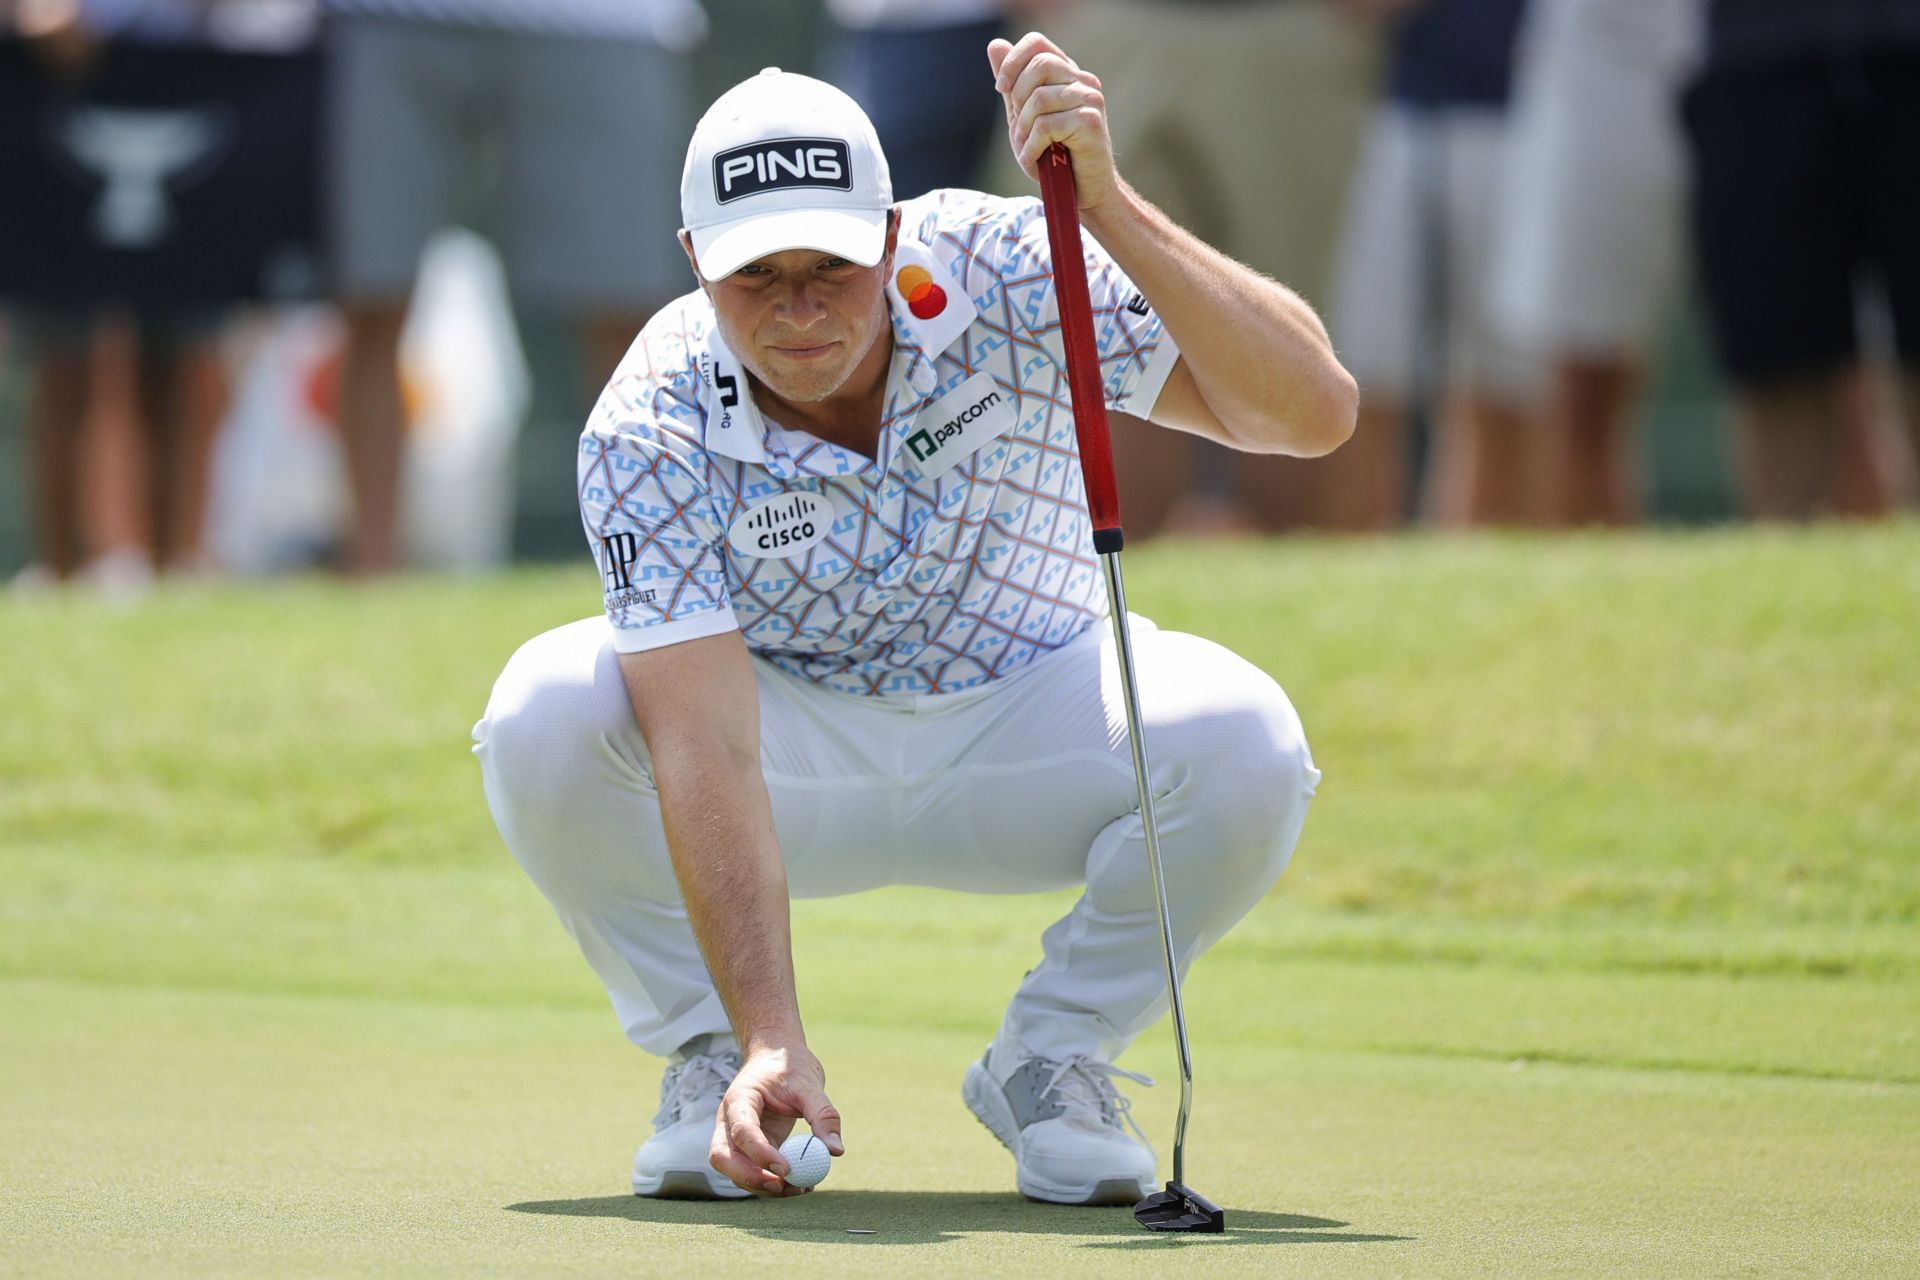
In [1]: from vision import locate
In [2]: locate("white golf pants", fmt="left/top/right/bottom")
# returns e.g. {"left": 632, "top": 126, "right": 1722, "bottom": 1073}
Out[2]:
{"left": 473, "top": 614, "right": 1319, "bottom": 1064}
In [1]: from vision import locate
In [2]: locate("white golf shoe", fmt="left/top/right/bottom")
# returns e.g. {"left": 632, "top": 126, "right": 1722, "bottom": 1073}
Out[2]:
{"left": 963, "top": 1040, "right": 1157, "bottom": 1205}
{"left": 632, "top": 1041, "right": 748, "bottom": 1199}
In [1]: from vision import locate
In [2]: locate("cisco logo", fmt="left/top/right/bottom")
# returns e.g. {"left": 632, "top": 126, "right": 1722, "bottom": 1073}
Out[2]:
{"left": 727, "top": 490, "right": 835, "bottom": 559}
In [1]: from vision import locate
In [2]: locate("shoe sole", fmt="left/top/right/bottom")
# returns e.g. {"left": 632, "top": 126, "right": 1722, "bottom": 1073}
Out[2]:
{"left": 632, "top": 1169, "right": 752, "bottom": 1200}
{"left": 962, "top": 1060, "right": 1147, "bottom": 1206}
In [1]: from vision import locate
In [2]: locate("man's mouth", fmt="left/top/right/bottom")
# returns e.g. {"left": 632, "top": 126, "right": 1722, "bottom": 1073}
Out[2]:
{"left": 769, "top": 341, "right": 839, "bottom": 362}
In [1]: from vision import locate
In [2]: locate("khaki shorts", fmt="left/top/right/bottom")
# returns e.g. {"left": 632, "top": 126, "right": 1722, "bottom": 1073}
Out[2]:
{"left": 327, "top": 15, "right": 691, "bottom": 310}
{"left": 1332, "top": 106, "right": 1541, "bottom": 404}
{"left": 1489, "top": 0, "right": 1702, "bottom": 355}
{"left": 988, "top": 0, "right": 1377, "bottom": 307}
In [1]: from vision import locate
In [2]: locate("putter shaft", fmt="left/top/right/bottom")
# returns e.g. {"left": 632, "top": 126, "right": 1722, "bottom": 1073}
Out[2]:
{"left": 1099, "top": 551, "right": 1195, "bottom": 1190}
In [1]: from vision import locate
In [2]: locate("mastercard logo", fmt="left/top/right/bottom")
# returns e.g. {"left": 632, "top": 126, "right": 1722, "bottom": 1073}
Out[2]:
{"left": 895, "top": 264, "right": 948, "bottom": 320}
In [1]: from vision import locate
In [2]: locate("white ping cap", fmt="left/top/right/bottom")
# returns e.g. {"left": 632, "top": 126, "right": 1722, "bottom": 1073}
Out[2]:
{"left": 680, "top": 68, "right": 894, "bottom": 282}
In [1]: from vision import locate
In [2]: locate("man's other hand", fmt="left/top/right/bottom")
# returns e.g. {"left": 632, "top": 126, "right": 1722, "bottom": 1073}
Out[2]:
{"left": 709, "top": 1042, "right": 844, "bottom": 1196}
{"left": 988, "top": 32, "right": 1120, "bottom": 216}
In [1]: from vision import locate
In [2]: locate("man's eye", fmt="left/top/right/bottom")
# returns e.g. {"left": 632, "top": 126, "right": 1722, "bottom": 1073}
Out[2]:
{"left": 820, "top": 257, "right": 851, "bottom": 271}
{"left": 735, "top": 264, "right": 771, "bottom": 278}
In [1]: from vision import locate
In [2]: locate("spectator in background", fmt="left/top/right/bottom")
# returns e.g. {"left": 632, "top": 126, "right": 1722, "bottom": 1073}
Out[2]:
{"left": 987, "top": 0, "right": 1377, "bottom": 537}
{"left": 1490, "top": 0, "right": 1703, "bottom": 527}
{"left": 4, "top": 0, "right": 309, "bottom": 592}
{"left": 18, "top": 309, "right": 225, "bottom": 594}
{"left": 322, "top": 0, "right": 704, "bottom": 574}
{"left": 1331, "top": 0, "right": 1538, "bottom": 529}
{"left": 821, "top": 0, "right": 1008, "bottom": 200}
{"left": 1682, "top": 0, "right": 1920, "bottom": 520}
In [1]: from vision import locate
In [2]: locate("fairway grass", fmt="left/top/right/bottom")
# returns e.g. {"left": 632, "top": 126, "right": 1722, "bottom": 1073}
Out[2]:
{"left": 4, "top": 524, "right": 1918, "bottom": 1275}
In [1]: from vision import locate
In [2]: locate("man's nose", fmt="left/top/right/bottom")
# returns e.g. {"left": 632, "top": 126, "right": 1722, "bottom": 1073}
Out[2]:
{"left": 774, "top": 283, "right": 828, "bottom": 328}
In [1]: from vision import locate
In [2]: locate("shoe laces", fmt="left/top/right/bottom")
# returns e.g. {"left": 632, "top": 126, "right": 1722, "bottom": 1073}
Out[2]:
{"left": 1038, "top": 1055, "right": 1154, "bottom": 1145}
{"left": 653, "top": 1049, "right": 741, "bottom": 1129}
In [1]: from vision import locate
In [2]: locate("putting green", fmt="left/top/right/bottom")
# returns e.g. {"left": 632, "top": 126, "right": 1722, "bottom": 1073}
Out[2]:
{"left": 4, "top": 526, "right": 1918, "bottom": 1274}
{"left": 5, "top": 947, "right": 1915, "bottom": 1277}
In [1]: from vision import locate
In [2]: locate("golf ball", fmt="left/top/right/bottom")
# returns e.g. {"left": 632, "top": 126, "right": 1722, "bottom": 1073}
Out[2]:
{"left": 778, "top": 1132, "right": 832, "bottom": 1188}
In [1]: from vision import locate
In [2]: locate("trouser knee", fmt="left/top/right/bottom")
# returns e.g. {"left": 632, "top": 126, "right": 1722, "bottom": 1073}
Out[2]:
{"left": 472, "top": 620, "right": 662, "bottom": 902}
{"left": 1159, "top": 654, "right": 1320, "bottom": 885}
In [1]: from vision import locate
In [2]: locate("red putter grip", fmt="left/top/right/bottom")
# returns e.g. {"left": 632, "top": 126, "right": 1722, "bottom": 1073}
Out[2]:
{"left": 1038, "top": 145, "right": 1124, "bottom": 553}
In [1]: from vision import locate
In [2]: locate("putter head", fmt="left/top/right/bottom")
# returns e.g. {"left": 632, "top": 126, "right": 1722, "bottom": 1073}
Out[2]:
{"left": 1134, "top": 1181, "right": 1225, "bottom": 1233}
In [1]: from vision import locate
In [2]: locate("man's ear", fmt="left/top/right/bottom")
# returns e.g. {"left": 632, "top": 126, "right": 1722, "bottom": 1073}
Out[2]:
{"left": 678, "top": 230, "right": 708, "bottom": 291}
{"left": 880, "top": 207, "right": 902, "bottom": 272}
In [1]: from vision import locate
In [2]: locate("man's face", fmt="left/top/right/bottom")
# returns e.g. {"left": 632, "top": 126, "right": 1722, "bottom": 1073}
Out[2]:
{"left": 684, "top": 218, "right": 899, "bottom": 405}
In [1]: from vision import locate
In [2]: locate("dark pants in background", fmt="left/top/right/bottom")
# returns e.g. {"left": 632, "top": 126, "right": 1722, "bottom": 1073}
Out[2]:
{"left": 822, "top": 18, "right": 1005, "bottom": 200}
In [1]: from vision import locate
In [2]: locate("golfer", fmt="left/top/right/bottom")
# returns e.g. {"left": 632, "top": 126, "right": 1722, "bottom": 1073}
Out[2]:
{"left": 474, "top": 32, "right": 1354, "bottom": 1203}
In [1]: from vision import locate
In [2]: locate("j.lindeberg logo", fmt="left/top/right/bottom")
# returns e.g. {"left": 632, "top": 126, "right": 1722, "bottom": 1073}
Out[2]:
{"left": 713, "top": 137, "right": 852, "bottom": 204}
{"left": 701, "top": 351, "right": 749, "bottom": 442}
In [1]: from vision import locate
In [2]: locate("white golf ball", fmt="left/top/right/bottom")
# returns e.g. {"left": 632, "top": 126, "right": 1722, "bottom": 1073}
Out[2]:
{"left": 778, "top": 1132, "right": 832, "bottom": 1188}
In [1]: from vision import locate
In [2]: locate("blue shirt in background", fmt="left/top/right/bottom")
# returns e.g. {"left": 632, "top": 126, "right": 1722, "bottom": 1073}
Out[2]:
{"left": 1386, "top": 0, "right": 1529, "bottom": 111}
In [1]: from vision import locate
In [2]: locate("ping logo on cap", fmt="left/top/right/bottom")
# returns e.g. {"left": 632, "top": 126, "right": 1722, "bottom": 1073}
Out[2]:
{"left": 896, "top": 265, "right": 947, "bottom": 320}
{"left": 713, "top": 137, "right": 853, "bottom": 204}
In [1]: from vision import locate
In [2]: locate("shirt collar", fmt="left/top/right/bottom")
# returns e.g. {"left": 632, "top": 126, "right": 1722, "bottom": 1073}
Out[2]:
{"left": 885, "top": 236, "right": 978, "bottom": 396}
{"left": 697, "top": 329, "right": 767, "bottom": 466}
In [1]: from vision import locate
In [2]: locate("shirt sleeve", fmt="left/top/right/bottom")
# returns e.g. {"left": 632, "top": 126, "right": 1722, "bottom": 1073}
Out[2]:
{"left": 1000, "top": 197, "right": 1183, "bottom": 421}
{"left": 577, "top": 407, "right": 738, "bottom": 655}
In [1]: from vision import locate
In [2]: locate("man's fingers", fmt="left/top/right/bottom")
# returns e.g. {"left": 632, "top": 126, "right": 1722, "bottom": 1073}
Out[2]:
{"left": 709, "top": 1145, "right": 781, "bottom": 1195}
{"left": 727, "top": 1113, "right": 787, "bottom": 1175}
{"left": 989, "top": 37, "right": 1024, "bottom": 135}
{"left": 710, "top": 1108, "right": 785, "bottom": 1194}
{"left": 991, "top": 31, "right": 1040, "bottom": 90}
{"left": 804, "top": 1098, "right": 845, "bottom": 1157}
{"left": 718, "top": 1092, "right": 789, "bottom": 1185}
{"left": 1008, "top": 49, "right": 1081, "bottom": 115}
{"left": 992, "top": 30, "right": 1066, "bottom": 95}
{"left": 709, "top": 1127, "right": 785, "bottom": 1194}
{"left": 991, "top": 32, "right": 1113, "bottom": 191}
{"left": 708, "top": 1124, "right": 822, "bottom": 1196}
{"left": 706, "top": 1052, "right": 842, "bottom": 1193}
{"left": 986, "top": 36, "right": 1013, "bottom": 81}
{"left": 1017, "top": 106, "right": 1107, "bottom": 173}
{"left": 1015, "top": 82, "right": 1103, "bottom": 141}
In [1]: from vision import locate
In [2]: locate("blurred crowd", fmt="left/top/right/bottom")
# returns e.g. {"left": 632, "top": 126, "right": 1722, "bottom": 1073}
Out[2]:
{"left": 3, "top": 0, "right": 1918, "bottom": 592}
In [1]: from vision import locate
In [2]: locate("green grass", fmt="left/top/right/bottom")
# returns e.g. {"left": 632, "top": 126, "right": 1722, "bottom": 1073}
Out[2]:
{"left": 4, "top": 524, "right": 1919, "bottom": 1276}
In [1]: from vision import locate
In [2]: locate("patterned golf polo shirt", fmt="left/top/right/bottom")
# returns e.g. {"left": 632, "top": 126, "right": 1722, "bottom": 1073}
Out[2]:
{"left": 576, "top": 187, "right": 1180, "bottom": 698}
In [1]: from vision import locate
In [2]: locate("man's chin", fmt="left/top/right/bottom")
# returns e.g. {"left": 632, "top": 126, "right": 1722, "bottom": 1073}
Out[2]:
{"left": 757, "top": 360, "right": 852, "bottom": 405}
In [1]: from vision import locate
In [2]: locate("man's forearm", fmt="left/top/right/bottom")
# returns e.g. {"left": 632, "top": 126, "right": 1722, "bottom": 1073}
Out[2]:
{"left": 652, "top": 747, "right": 804, "bottom": 1053}
{"left": 1083, "top": 180, "right": 1357, "bottom": 456}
